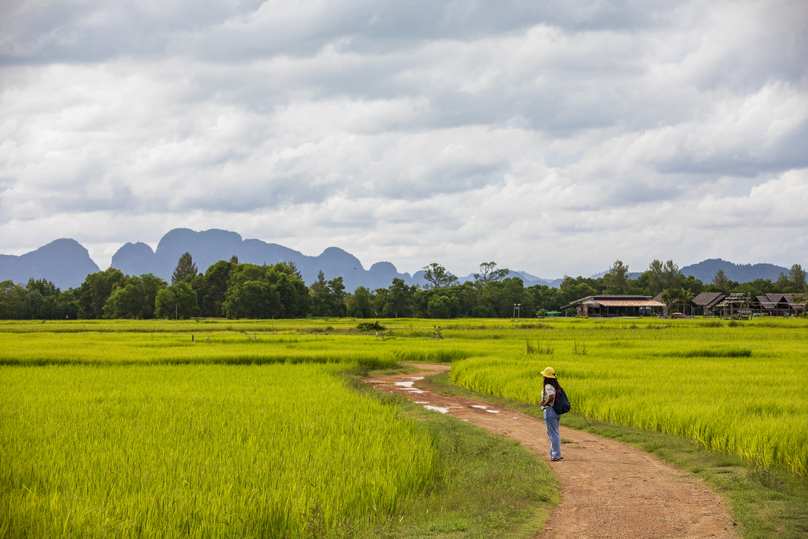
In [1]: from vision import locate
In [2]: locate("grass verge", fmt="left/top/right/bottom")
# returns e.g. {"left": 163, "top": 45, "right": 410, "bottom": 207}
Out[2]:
{"left": 343, "top": 368, "right": 559, "bottom": 539}
{"left": 419, "top": 370, "right": 808, "bottom": 539}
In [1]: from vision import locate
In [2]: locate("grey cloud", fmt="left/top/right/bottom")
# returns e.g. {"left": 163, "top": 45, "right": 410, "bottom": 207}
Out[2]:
{"left": 653, "top": 117, "right": 808, "bottom": 177}
{"left": 2, "top": 0, "right": 688, "bottom": 65}
{"left": 174, "top": 177, "right": 333, "bottom": 213}
{"left": 0, "top": 0, "right": 262, "bottom": 64}
{"left": 372, "top": 160, "right": 507, "bottom": 200}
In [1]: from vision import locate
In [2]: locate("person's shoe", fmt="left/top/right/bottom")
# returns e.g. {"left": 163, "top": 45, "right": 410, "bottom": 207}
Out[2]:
{"left": 551, "top": 457, "right": 563, "bottom": 461}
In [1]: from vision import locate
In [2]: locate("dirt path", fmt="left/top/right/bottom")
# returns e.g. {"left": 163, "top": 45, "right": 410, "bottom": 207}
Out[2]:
{"left": 368, "top": 365, "right": 737, "bottom": 539}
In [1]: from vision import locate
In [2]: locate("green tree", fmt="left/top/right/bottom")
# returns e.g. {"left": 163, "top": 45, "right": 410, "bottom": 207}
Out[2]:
{"left": 272, "top": 269, "right": 309, "bottom": 318}
{"left": 20, "top": 279, "right": 62, "bottom": 319}
{"left": 660, "top": 288, "right": 692, "bottom": 316}
{"left": 155, "top": 282, "right": 200, "bottom": 319}
{"left": 103, "top": 274, "right": 167, "bottom": 319}
{"left": 473, "top": 262, "right": 509, "bottom": 287}
{"left": 526, "top": 284, "right": 565, "bottom": 314}
{"left": 647, "top": 260, "right": 681, "bottom": 296}
{"left": 789, "top": 264, "right": 806, "bottom": 291}
{"left": 660, "top": 288, "right": 677, "bottom": 315}
{"left": 427, "top": 295, "right": 453, "bottom": 318}
{"left": 0, "top": 280, "right": 25, "bottom": 320}
{"left": 604, "top": 260, "right": 631, "bottom": 294}
{"left": 371, "top": 287, "right": 389, "bottom": 317}
{"left": 347, "top": 286, "right": 373, "bottom": 318}
{"left": 221, "top": 262, "right": 308, "bottom": 319}
{"left": 559, "top": 276, "right": 598, "bottom": 308}
{"left": 224, "top": 280, "right": 281, "bottom": 318}
{"left": 480, "top": 277, "right": 526, "bottom": 318}
{"left": 78, "top": 268, "right": 126, "bottom": 319}
{"left": 305, "top": 271, "right": 345, "bottom": 317}
{"left": 326, "top": 277, "right": 347, "bottom": 317}
{"left": 54, "top": 288, "right": 80, "bottom": 320}
{"left": 282, "top": 261, "right": 303, "bottom": 280}
{"left": 712, "top": 269, "right": 729, "bottom": 290}
{"left": 103, "top": 280, "right": 142, "bottom": 319}
{"left": 194, "top": 260, "right": 237, "bottom": 317}
{"left": 309, "top": 271, "right": 330, "bottom": 317}
{"left": 382, "top": 278, "right": 417, "bottom": 318}
{"left": 172, "top": 252, "right": 198, "bottom": 284}
{"left": 422, "top": 263, "right": 458, "bottom": 289}
{"left": 680, "top": 275, "right": 704, "bottom": 298}
{"left": 26, "top": 278, "right": 59, "bottom": 298}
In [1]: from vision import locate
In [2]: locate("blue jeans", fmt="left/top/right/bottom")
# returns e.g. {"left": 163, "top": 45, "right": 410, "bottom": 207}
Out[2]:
{"left": 543, "top": 407, "right": 562, "bottom": 459}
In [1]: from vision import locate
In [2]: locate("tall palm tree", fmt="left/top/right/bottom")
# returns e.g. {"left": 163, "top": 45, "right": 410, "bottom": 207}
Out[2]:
{"left": 680, "top": 288, "right": 694, "bottom": 316}
{"left": 660, "top": 289, "right": 676, "bottom": 317}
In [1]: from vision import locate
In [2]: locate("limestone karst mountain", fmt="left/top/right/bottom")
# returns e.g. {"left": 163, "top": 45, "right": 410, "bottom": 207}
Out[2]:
{"left": 1, "top": 229, "right": 789, "bottom": 292}
{"left": 0, "top": 239, "right": 100, "bottom": 290}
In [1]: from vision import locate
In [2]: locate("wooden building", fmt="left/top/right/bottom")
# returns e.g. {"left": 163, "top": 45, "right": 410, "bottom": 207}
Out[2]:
{"left": 690, "top": 292, "right": 725, "bottom": 316}
{"left": 753, "top": 293, "right": 805, "bottom": 316}
{"left": 715, "top": 293, "right": 753, "bottom": 318}
{"left": 562, "top": 295, "right": 664, "bottom": 317}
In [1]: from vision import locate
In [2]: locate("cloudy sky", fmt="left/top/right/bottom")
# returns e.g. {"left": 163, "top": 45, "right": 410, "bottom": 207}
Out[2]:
{"left": 1, "top": 0, "right": 806, "bottom": 278}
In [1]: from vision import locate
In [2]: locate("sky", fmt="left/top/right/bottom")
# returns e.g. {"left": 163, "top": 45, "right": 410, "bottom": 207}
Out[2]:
{"left": 1, "top": 0, "right": 807, "bottom": 279}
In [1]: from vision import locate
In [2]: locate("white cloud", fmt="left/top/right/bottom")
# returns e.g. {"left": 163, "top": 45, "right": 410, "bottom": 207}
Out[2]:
{"left": 1, "top": 0, "right": 807, "bottom": 277}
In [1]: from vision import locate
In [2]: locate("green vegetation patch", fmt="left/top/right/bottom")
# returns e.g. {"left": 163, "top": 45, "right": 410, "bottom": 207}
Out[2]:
{"left": 0, "top": 364, "right": 437, "bottom": 538}
{"left": 672, "top": 348, "right": 753, "bottom": 358}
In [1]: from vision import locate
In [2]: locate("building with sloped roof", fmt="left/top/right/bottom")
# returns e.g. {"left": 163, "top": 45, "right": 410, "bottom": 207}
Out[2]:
{"left": 690, "top": 292, "right": 725, "bottom": 315}
{"left": 753, "top": 293, "right": 805, "bottom": 316}
{"left": 561, "top": 295, "right": 665, "bottom": 317}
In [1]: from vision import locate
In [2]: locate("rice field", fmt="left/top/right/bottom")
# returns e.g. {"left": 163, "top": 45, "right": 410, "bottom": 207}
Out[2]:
{"left": 0, "top": 363, "right": 438, "bottom": 538}
{"left": 449, "top": 318, "right": 808, "bottom": 476}
{"left": 2, "top": 316, "right": 807, "bottom": 538}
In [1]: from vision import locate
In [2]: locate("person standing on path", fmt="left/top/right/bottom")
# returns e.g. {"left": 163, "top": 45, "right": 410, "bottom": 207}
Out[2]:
{"left": 540, "top": 366, "right": 563, "bottom": 461}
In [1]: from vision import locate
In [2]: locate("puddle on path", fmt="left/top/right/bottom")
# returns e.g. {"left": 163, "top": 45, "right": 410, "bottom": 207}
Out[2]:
{"left": 424, "top": 405, "right": 449, "bottom": 413}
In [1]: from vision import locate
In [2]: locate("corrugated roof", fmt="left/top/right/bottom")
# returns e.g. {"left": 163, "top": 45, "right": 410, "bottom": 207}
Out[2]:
{"left": 560, "top": 295, "right": 654, "bottom": 310}
{"left": 716, "top": 293, "right": 751, "bottom": 307}
{"left": 755, "top": 296, "right": 777, "bottom": 309}
{"left": 692, "top": 292, "right": 725, "bottom": 307}
{"left": 595, "top": 300, "right": 665, "bottom": 307}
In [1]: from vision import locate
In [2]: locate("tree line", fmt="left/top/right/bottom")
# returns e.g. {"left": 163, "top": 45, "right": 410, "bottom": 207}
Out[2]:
{"left": 1, "top": 254, "right": 805, "bottom": 320}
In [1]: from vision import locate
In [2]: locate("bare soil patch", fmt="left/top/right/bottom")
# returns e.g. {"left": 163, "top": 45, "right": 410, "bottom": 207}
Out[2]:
{"left": 368, "top": 364, "right": 738, "bottom": 539}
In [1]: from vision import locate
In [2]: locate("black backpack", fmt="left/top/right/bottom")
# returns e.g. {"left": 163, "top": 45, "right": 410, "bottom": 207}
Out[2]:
{"left": 553, "top": 388, "right": 571, "bottom": 415}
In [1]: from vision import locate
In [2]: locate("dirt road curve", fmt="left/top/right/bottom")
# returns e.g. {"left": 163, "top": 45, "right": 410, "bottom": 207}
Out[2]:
{"left": 368, "top": 365, "right": 737, "bottom": 539}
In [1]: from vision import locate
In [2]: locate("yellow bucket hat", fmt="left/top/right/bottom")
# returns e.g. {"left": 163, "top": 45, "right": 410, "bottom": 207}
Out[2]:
{"left": 541, "top": 367, "right": 556, "bottom": 379}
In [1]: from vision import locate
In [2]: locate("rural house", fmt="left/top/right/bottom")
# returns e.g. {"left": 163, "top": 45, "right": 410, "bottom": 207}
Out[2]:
{"left": 561, "top": 295, "right": 664, "bottom": 317}
{"left": 690, "top": 292, "right": 725, "bottom": 316}
{"left": 753, "top": 293, "right": 805, "bottom": 317}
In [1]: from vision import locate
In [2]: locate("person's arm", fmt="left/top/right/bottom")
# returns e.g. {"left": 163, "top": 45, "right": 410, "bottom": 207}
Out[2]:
{"left": 540, "top": 385, "right": 556, "bottom": 406}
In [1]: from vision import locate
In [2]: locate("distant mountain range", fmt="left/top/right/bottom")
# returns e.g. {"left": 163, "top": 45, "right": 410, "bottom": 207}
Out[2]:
{"left": 587, "top": 259, "right": 789, "bottom": 286}
{"left": 680, "top": 258, "right": 788, "bottom": 284}
{"left": 0, "top": 229, "right": 791, "bottom": 292}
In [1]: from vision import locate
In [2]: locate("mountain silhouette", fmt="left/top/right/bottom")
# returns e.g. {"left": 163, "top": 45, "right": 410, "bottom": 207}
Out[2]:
{"left": 0, "top": 239, "right": 100, "bottom": 290}
{"left": 111, "top": 228, "right": 417, "bottom": 292}
{"left": 680, "top": 258, "right": 788, "bottom": 284}
{"left": 1, "top": 230, "right": 793, "bottom": 292}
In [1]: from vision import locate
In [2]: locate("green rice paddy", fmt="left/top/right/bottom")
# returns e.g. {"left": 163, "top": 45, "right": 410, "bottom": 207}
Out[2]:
{"left": 1, "top": 316, "right": 807, "bottom": 537}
